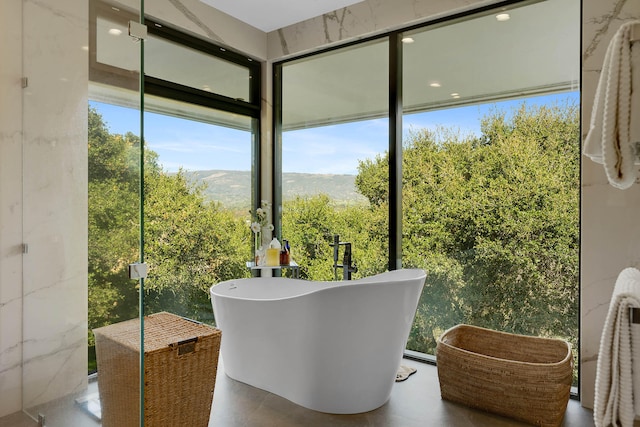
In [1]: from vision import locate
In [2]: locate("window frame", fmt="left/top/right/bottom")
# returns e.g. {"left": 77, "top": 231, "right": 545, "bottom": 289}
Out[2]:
{"left": 89, "top": 0, "right": 262, "bottom": 211}
{"left": 272, "top": 0, "right": 580, "bottom": 396}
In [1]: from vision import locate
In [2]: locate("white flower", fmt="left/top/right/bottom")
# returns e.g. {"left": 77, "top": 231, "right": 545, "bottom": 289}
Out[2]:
{"left": 250, "top": 202, "right": 272, "bottom": 236}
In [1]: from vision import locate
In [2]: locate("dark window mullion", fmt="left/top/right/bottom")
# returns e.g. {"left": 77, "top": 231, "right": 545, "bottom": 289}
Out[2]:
{"left": 272, "top": 63, "right": 283, "bottom": 242}
{"left": 144, "top": 76, "right": 260, "bottom": 118}
{"left": 389, "top": 33, "right": 403, "bottom": 271}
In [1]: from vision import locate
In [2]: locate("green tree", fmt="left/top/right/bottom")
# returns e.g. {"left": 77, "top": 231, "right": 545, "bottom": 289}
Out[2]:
{"left": 356, "top": 102, "right": 579, "bottom": 357}
{"left": 281, "top": 194, "right": 386, "bottom": 281}
{"left": 88, "top": 106, "right": 251, "bottom": 371}
{"left": 88, "top": 108, "right": 142, "bottom": 343}
{"left": 143, "top": 168, "right": 249, "bottom": 321}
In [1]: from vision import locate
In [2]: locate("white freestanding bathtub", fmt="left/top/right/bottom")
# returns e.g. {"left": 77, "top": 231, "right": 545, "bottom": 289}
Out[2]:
{"left": 209, "top": 268, "right": 426, "bottom": 414}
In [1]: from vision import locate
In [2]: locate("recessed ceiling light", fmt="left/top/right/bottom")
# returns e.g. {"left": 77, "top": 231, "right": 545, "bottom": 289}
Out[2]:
{"left": 401, "top": 37, "right": 415, "bottom": 44}
{"left": 451, "top": 92, "right": 460, "bottom": 97}
{"left": 108, "top": 28, "right": 122, "bottom": 36}
{"left": 496, "top": 13, "right": 510, "bottom": 21}
{"left": 429, "top": 82, "right": 441, "bottom": 88}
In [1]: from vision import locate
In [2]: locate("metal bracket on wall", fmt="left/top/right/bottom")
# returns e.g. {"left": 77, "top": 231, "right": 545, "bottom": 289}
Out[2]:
{"left": 128, "top": 262, "right": 148, "bottom": 280}
{"left": 128, "top": 20, "right": 147, "bottom": 41}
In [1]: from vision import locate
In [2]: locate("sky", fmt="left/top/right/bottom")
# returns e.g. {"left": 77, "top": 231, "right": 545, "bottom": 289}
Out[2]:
{"left": 90, "top": 91, "right": 579, "bottom": 175}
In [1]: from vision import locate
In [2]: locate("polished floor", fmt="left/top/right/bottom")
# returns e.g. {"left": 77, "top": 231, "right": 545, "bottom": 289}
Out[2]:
{"left": 0, "top": 357, "right": 606, "bottom": 427}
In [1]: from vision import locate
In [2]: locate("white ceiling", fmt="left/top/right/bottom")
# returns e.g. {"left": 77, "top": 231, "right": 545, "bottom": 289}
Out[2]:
{"left": 199, "top": 0, "right": 365, "bottom": 32}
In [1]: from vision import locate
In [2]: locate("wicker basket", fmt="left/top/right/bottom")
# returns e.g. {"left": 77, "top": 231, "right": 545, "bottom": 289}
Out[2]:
{"left": 436, "top": 324, "right": 573, "bottom": 427}
{"left": 94, "top": 312, "right": 221, "bottom": 427}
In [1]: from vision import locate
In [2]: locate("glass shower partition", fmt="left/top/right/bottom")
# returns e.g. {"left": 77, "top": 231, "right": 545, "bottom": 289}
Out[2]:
{"left": 21, "top": 0, "right": 145, "bottom": 425}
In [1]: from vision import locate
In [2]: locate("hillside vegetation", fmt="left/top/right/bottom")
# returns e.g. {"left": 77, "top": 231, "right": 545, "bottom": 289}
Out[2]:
{"left": 183, "top": 170, "right": 368, "bottom": 211}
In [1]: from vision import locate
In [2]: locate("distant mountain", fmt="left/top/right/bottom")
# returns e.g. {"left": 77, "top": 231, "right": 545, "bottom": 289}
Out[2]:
{"left": 183, "top": 170, "right": 368, "bottom": 211}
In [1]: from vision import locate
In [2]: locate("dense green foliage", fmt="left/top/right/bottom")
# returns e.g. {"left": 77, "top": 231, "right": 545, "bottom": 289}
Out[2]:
{"left": 280, "top": 102, "right": 579, "bottom": 384}
{"left": 400, "top": 104, "right": 579, "bottom": 355}
{"left": 87, "top": 107, "right": 250, "bottom": 369}
{"left": 88, "top": 101, "right": 579, "bottom": 381}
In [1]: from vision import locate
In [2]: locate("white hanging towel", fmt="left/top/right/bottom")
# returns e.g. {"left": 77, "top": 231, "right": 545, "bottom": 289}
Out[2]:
{"left": 583, "top": 21, "right": 640, "bottom": 190}
{"left": 594, "top": 267, "right": 640, "bottom": 427}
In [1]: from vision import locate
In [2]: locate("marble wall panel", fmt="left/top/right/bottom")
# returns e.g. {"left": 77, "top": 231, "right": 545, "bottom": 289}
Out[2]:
{"left": 580, "top": 0, "right": 640, "bottom": 409}
{"left": 266, "top": 0, "right": 502, "bottom": 60}
{"left": 20, "top": 0, "right": 89, "bottom": 410}
{"left": 0, "top": 0, "right": 25, "bottom": 418}
{"left": 114, "top": 0, "right": 267, "bottom": 60}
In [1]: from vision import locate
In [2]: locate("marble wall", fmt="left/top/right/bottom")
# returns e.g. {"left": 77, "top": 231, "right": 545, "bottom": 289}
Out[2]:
{"left": 0, "top": 0, "right": 25, "bottom": 418}
{"left": 266, "top": 0, "right": 501, "bottom": 59}
{"left": 580, "top": 0, "right": 640, "bottom": 409}
{"left": 1, "top": 0, "right": 90, "bottom": 417}
{"left": 116, "top": 0, "right": 267, "bottom": 60}
{"left": 20, "top": 0, "right": 89, "bottom": 414}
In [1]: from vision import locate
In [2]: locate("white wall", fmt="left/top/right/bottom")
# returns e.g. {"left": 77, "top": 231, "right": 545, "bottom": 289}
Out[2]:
{"left": 580, "top": 0, "right": 640, "bottom": 409}
{"left": 0, "top": 0, "right": 26, "bottom": 416}
{"left": 117, "top": 0, "right": 267, "bottom": 60}
{"left": 266, "top": 0, "right": 501, "bottom": 60}
{"left": 20, "top": 0, "right": 89, "bottom": 412}
{"left": 0, "top": 0, "right": 89, "bottom": 416}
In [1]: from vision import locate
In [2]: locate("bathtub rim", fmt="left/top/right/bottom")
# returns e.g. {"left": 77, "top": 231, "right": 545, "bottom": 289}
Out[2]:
{"left": 209, "top": 268, "right": 427, "bottom": 302}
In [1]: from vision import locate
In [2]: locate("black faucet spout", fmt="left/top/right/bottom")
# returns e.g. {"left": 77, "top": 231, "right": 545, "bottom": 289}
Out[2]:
{"left": 330, "top": 234, "right": 357, "bottom": 281}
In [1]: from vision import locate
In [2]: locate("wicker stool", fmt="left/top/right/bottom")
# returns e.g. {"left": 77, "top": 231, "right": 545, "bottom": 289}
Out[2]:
{"left": 94, "top": 312, "right": 221, "bottom": 427}
{"left": 436, "top": 324, "right": 573, "bottom": 427}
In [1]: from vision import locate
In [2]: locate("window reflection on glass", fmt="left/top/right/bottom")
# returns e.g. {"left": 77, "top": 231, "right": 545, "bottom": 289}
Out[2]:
{"left": 145, "top": 34, "right": 251, "bottom": 102}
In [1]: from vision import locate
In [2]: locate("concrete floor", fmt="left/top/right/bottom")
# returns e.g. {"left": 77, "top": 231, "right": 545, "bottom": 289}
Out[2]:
{"left": 0, "top": 358, "right": 599, "bottom": 427}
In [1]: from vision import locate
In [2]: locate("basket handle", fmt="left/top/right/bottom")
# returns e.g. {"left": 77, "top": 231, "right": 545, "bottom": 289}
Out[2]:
{"left": 171, "top": 337, "right": 198, "bottom": 355}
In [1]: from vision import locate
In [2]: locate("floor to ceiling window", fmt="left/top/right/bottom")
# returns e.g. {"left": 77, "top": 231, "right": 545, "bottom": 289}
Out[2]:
{"left": 400, "top": 0, "right": 580, "bottom": 387}
{"left": 88, "top": 0, "right": 260, "bottom": 373}
{"left": 276, "top": 39, "right": 390, "bottom": 281}
{"left": 276, "top": 0, "right": 580, "bottom": 387}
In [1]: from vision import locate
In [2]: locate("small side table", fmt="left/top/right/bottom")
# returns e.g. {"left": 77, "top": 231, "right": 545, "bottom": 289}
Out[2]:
{"left": 246, "top": 261, "right": 300, "bottom": 279}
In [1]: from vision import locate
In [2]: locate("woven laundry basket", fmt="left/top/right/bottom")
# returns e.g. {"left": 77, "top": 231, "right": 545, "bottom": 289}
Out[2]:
{"left": 94, "top": 312, "right": 221, "bottom": 427}
{"left": 436, "top": 324, "right": 573, "bottom": 427}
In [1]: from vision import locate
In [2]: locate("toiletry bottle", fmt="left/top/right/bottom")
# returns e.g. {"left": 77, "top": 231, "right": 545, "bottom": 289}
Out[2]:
{"left": 266, "top": 238, "right": 281, "bottom": 266}
{"left": 285, "top": 240, "right": 291, "bottom": 262}
{"left": 280, "top": 239, "right": 290, "bottom": 265}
